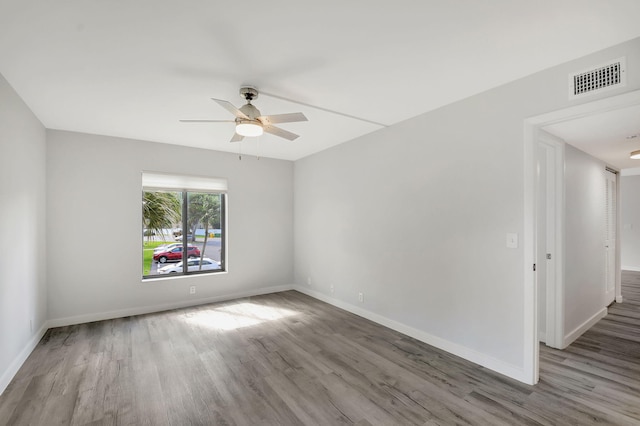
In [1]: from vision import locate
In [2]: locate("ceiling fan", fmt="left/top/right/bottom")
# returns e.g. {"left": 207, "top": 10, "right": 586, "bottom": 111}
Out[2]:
{"left": 180, "top": 87, "right": 308, "bottom": 142}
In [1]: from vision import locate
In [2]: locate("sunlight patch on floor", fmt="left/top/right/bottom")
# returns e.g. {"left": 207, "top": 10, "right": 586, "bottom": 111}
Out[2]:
{"left": 182, "top": 302, "right": 299, "bottom": 331}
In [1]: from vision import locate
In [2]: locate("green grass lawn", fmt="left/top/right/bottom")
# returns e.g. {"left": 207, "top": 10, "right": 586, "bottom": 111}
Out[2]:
{"left": 142, "top": 241, "right": 171, "bottom": 276}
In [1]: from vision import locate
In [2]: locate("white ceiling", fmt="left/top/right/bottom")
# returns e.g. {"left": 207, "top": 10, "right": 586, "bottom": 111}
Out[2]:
{"left": 544, "top": 104, "right": 640, "bottom": 171}
{"left": 1, "top": 1, "right": 639, "bottom": 161}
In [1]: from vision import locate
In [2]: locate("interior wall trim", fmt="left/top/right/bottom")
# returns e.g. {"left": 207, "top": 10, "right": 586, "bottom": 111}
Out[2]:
{"left": 294, "top": 286, "right": 530, "bottom": 385}
{"left": 0, "top": 322, "right": 49, "bottom": 396}
{"left": 562, "top": 307, "right": 608, "bottom": 349}
{"left": 48, "top": 284, "right": 294, "bottom": 328}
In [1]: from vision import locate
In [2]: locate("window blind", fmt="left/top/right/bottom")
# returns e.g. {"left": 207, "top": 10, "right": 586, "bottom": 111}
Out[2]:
{"left": 142, "top": 172, "right": 227, "bottom": 193}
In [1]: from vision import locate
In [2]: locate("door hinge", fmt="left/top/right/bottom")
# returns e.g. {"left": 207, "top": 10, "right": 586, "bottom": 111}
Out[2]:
{"left": 533, "top": 263, "right": 536, "bottom": 271}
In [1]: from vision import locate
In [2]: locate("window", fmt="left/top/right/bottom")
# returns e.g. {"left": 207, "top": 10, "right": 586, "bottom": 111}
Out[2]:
{"left": 142, "top": 172, "right": 227, "bottom": 279}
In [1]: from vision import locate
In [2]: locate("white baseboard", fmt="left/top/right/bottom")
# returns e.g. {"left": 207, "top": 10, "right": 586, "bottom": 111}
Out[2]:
{"left": 562, "top": 307, "right": 608, "bottom": 349}
{"left": 2, "top": 285, "right": 295, "bottom": 396}
{"left": 0, "top": 322, "right": 49, "bottom": 396}
{"left": 6, "top": 283, "right": 537, "bottom": 395}
{"left": 621, "top": 266, "right": 640, "bottom": 272}
{"left": 294, "top": 286, "right": 530, "bottom": 385}
{"left": 49, "top": 284, "right": 294, "bottom": 328}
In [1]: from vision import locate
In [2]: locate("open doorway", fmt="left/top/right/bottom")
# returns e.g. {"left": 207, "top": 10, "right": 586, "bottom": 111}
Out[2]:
{"left": 523, "top": 89, "right": 640, "bottom": 385}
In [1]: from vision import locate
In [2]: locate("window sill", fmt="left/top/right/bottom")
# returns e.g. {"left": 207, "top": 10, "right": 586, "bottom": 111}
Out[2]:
{"left": 141, "top": 270, "right": 228, "bottom": 283}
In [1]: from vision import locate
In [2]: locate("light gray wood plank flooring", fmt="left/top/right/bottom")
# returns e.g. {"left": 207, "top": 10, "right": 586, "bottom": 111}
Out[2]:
{"left": 2, "top": 274, "right": 640, "bottom": 425}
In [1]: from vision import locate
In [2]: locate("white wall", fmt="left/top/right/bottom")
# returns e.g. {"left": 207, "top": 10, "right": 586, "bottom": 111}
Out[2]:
{"left": 46, "top": 130, "right": 293, "bottom": 324}
{"left": 563, "top": 144, "right": 607, "bottom": 344}
{"left": 0, "top": 73, "right": 47, "bottom": 393}
{"left": 293, "top": 37, "right": 640, "bottom": 382}
{"left": 621, "top": 175, "right": 640, "bottom": 270}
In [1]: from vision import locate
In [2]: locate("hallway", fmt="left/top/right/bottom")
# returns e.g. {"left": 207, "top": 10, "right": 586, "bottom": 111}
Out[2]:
{"left": 538, "top": 270, "right": 640, "bottom": 424}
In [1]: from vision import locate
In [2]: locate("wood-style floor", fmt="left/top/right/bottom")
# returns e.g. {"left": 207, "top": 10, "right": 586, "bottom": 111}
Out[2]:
{"left": 1, "top": 275, "right": 640, "bottom": 425}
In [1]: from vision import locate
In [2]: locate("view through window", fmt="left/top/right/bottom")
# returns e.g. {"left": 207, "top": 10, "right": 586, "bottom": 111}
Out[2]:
{"left": 142, "top": 173, "right": 226, "bottom": 278}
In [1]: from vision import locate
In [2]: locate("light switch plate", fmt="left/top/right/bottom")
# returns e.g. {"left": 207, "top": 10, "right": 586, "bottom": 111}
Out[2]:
{"left": 506, "top": 233, "right": 518, "bottom": 249}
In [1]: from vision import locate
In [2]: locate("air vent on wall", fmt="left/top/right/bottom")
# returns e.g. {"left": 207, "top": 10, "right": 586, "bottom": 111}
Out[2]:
{"left": 569, "top": 57, "right": 626, "bottom": 99}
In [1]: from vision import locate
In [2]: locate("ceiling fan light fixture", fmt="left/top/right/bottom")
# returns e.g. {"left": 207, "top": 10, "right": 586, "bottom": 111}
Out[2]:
{"left": 630, "top": 150, "right": 640, "bottom": 159}
{"left": 236, "top": 120, "right": 263, "bottom": 137}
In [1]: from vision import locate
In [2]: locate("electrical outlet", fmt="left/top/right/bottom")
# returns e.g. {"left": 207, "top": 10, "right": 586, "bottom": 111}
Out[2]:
{"left": 358, "top": 292, "right": 364, "bottom": 303}
{"left": 189, "top": 286, "right": 196, "bottom": 295}
{"left": 307, "top": 277, "right": 311, "bottom": 286}
{"left": 330, "top": 285, "right": 334, "bottom": 294}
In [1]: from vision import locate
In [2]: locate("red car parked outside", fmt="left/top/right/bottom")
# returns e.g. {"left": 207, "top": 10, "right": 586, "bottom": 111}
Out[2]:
{"left": 153, "top": 245, "right": 201, "bottom": 263}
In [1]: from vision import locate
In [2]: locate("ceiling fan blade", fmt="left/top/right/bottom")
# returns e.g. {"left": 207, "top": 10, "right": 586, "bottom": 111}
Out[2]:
{"left": 258, "top": 112, "right": 307, "bottom": 124}
{"left": 263, "top": 124, "right": 299, "bottom": 141}
{"left": 211, "top": 98, "right": 249, "bottom": 119}
{"left": 230, "top": 132, "right": 244, "bottom": 143}
{"left": 179, "top": 119, "right": 235, "bottom": 123}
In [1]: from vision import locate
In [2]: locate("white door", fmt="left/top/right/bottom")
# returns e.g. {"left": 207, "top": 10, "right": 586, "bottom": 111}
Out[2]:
{"left": 604, "top": 170, "right": 617, "bottom": 305}
{"left": 536, "top": 143, "right": 548, "bottom": 342}
{"left": 536, "top": 131, "right": 564, "bottom": 349}
{"left": 537, "top": 139, "right": 559, "bottom": 344}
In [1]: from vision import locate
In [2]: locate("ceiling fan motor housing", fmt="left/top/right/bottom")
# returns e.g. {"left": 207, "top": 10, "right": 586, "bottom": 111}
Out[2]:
{"left": 239, "top": 103, "right": 261, "bottom": 120}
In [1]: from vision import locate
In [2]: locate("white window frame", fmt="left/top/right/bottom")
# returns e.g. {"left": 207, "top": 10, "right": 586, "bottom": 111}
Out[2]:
{"left": 142, "top": 172, "right": 227, "bottom": 279}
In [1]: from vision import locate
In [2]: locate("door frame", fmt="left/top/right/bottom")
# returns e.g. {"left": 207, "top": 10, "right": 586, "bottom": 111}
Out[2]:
{"left": 523, "top": 89, "right": 640, "bottom": 385}
{"left": 616, "top": 170, "right": 623, "bottom": 304}
{"left": 604, "top": 169, "right": 618, "bottom": 306}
